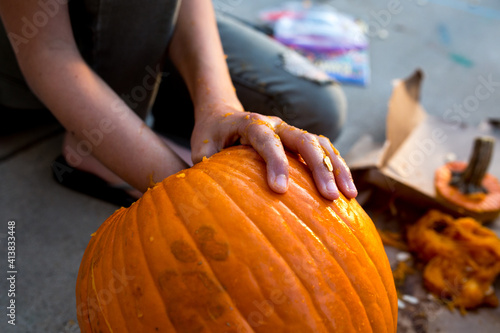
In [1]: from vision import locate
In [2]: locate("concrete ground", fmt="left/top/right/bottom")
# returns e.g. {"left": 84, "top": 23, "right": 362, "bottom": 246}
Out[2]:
{"left": 1, "top": 0, "right": 500, "bottom": 332}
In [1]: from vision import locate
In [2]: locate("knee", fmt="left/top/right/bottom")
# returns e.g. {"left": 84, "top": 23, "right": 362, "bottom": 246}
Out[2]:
{"left": 312, "top": 83, "right": 347, "bottom": 141}
{"left": 282, "top": 82, "right": 347, "bottom": 142}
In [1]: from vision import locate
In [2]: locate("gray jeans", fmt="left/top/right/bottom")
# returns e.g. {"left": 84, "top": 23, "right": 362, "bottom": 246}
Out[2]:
{"left": 0, "top": 0, "right": 346, "bottom": 143}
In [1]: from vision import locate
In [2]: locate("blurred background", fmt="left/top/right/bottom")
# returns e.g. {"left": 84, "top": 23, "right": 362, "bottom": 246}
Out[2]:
{"left": 220, "top": 0, "right": 500, "bottom": 154}
{"left": 1, "top": 0, "right": 499, "bottom": 332}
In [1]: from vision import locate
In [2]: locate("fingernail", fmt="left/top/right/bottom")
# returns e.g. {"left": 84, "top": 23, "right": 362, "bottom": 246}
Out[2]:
{"left": 275, "top": 174, "right": 288, "bottom": 192}
{"left": 343, "top": 179, "right": 358, "bottom": 197}
{"left": 326, "top": 180, "right": 338, "bottom": 195}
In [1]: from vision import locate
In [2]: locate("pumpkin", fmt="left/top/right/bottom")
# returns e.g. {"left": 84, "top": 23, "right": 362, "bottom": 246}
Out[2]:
{"left": 75, "top": 145, "right": 397, "bottom": 332}
{"left": 435, "top": 136, "right": 500, "bottom": 222}
{"left": 407, "top": 210, "right": 500, "bottom": 311}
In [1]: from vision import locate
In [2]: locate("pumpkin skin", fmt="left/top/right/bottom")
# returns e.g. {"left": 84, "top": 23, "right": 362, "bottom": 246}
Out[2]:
{"left": 435, "top": 161, "right": 500, "bottom": 222}
{"left": 76, "top": 146, "right": 397, "bottom": 333}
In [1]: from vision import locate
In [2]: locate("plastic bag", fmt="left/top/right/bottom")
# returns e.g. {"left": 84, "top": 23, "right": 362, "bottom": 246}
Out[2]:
{"left": 259, "top": 1, "right": 370, "bottom": 86}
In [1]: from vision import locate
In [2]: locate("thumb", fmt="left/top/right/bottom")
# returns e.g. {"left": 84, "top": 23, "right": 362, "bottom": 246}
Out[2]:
{"left": 191, "top": 139, "right": 220, "bottom": 164}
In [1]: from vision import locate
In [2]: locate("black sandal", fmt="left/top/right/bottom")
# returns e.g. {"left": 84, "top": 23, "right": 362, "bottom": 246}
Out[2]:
{"left": 51, "top": 155, "right": 138, "bottom": 207}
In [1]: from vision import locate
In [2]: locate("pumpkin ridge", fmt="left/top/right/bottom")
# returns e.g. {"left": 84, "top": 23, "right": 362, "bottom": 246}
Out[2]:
{"left": 276, "top": 201, "right": 373, "bottom": 332}
{"left": 207, "top": 163, "right": 373, "bottom": 332}
{"left": 179, "top": 165, "right": 333, "bottom": 332}
{"left": 324, "top": 199, "right": 397, "bottom": 331}
{"left": 328, "top": 211, "right": 398, "bottom": 331}
{"left": 317, "top": 206, "right": 394, "bottom": 331}
{"left": 113, "top": 202, "right": 168, "bottom": 332}
{"left": 154, "top": 180, "right": 252, "bottom": 332}
{"left": 128, "top": 192, "right": 178, "bottom": 330}
{"left": 76, "top": 213, "right": 107, "bottom": 333}
{"left": 89, "top": 210, "right": 124, "bottom": 332}
{"left": 104, "top": 207, "right": 134, "bottom": 332}
{"left": 76, "top": 220, "right": 99, "bottom": 332}
{"left": 147, "top": 183, "right": 187, "bottom": 321}
{"left": 206, "top": 150, "right": 393, "bottom": 332}
{"left": 142, "top": 186, "right": 200, "bottom": 331}
{"left": 206, "top": 153, "right": 390, "bottom": 332}
{"left": 282, "top": 154, "right": 396, "bottom": 330}
{"left": 198, "top": 168, "right": 331, "bottom": 332}
{"left": 160, "top": 172, "right": 260, "bottom": 332}
{"left": 274, "top": 201, "right": 369, "bottom": 332}
{"left": 184, "top": 173, "right": 294, "bottom": 332}
{"left": 199, "top": 159, "right": 366, "bottom": 332}
{"left": 90, "top": 261, "right": 114, "bottom": 332}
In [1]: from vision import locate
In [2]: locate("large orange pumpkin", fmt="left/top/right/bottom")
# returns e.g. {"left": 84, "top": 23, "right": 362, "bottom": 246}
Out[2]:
{"left": 76, "top": 146, "right": 397, "bottom": 332}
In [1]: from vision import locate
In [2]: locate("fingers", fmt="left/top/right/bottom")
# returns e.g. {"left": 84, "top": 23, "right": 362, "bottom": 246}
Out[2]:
{"left": 276, "top": 123, "right": 357, "bottom": 200}
{"left": 318, "top": 135, "right": 358, "bottom": 199}
{"left": 238, "top": 114, "right": 289, "bottom": 193}
{"left": 192, "top": 109, "right": 356, "bottom": 200}
{"left": 276, "top": 123, "right": 338, "bottom": 200}
{"left": 191, "top": 143, "right": 219, "bottom": 164}
{"left": 190, "top": 112, "right": 238, "bottom": 164}
{"left": 191, "top": 132, "right": 220, "bottom": 164}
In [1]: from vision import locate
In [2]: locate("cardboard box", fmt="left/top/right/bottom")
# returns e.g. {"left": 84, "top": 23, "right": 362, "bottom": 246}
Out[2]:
{"left": 345, "top": 70, "right": 500, "bottom": 221}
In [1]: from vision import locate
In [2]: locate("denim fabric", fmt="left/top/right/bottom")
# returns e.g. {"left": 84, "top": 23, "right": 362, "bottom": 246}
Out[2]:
{"left": 152, "top": 13, "right": 347, "bottom": 145}
{"left": 0, "top": 0, "right": 181, "bottom": 117}
{"left": 68, "top": 0, "right": 181, "bottom": 118}
{"left": 219, "top": 13, "right": 347, "bottom": 141}
{"left": 0, "top": 19, "right": 45, "bottom": 109}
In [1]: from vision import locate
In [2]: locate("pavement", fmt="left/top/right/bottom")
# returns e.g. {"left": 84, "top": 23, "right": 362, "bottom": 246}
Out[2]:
{"left": 1, "top": 0, "right": 500, "bottom": 332}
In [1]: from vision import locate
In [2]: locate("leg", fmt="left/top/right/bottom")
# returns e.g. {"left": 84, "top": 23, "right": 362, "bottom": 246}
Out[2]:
{"left": 55, "top": 0, "right": 181, "bottom": 202}
{"left": 69, "top": 0, "right": 181, "bottom": 118}
{"left": 152, "top": 12, "right": 347, "bottom": 145}
{"left": 218, "top": 13, "right": 347, "bottom": 141}
{"left": 151, "top": 62, "right": 195, "bottom": 148}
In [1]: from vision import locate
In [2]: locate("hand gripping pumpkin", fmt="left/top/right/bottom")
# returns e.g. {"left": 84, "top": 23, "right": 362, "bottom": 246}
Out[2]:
{"left": 76, "top": 146, "right": 397, "bottom": 333}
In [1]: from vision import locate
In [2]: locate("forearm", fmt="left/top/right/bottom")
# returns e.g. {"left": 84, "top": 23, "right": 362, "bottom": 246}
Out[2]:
{"left": 22, "top": 48, "right": 187, "bottom": 192}
{"left": 1, "top": 0, "right": 188, "bottom": 191}
{"left": 168, "top": 0, "right": 242, "bottom": 113}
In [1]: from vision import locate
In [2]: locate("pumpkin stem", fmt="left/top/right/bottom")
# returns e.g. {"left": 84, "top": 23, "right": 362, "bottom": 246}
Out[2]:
{"left": 450, "top": 136, "right": 495, "bottom": 194}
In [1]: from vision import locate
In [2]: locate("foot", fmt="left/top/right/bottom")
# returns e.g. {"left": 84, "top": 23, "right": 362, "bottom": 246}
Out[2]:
{"left": 62, "top": 132, "right": 143, "bottom": 199}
